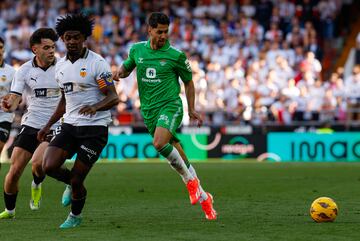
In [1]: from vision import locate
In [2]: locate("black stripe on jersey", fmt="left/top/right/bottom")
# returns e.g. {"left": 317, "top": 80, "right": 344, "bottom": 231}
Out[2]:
{"left": 10, "top": 91, "right": 22, "bottom": 96}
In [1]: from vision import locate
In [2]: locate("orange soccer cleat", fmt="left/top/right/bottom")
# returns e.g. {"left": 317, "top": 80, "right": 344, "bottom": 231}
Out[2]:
{"left": 186, "top": 178, "right": 200, "bottom": 205}
{"left": 200, "top": 193, "right": 217, "bottom": 220}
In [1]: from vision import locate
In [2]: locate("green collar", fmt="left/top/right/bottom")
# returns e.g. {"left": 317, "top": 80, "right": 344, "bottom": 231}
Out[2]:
{"left": 146, "top": 39, "right": 170, "bottom": 51}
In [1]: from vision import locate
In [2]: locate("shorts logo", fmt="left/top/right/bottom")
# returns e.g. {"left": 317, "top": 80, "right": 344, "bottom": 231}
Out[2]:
{"left": 159, "top": 114, "right": 169, "bottom": 125}
{"left": 0, "top": 127, "right": 9, "bottom": 136}
{"left": 146, "top": 68, "right": 156, "bottom": 79}
{"left": 80, "top": 145, "right": 97, "bottom": 156}
{"left": 80, "top": 68, "right": 87, "bottom": 78}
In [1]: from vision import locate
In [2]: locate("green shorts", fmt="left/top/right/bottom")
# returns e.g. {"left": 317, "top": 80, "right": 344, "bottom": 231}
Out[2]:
{"left": 142, "top": 100, "right": 183, "bottom": 142}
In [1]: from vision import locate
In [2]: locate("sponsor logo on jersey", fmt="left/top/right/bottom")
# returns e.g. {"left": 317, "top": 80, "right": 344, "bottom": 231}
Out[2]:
{"left": 141, "top": 78, "right": 161, "bottom": 83}
{"left": 63, "top": 82, "right": 73, "bottom": 93}
{"left": 138, "top": 57, "right": 144, "bottom": 63}
{"left": 80, "top": 68, "right": 87, "bottom": 78}
{"left": 146, "top": 68, "right": 156, "bottom": 79}
{"left": 30, "top": 77, "right": 38, "bottom": 82}
{"left": 1, "top": 75, "right": 6, "bottom": 81}
{"left": 34, "top": 88, "right": 47, "bottom": 97}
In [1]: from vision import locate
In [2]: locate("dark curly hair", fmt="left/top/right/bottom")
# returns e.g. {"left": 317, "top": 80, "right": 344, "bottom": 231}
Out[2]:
{"left": 29, "top": 28, "right": 58, "bottom": 47}
{"left": 147, "top": 12, "right": 170, "bottom": 28}
{"left": 55, "top": 13, "right": 94, "bottom": 38}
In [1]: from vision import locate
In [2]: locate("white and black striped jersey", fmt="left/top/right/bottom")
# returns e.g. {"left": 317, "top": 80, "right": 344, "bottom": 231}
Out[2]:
{"left": 0, "top": 62, "right": 15, "bottom": 123}
{"left": 10, "top": 58, "right": 61, "bottom": 129}
{"left": 55, "top": 48, "right": 112, "bottom": 126}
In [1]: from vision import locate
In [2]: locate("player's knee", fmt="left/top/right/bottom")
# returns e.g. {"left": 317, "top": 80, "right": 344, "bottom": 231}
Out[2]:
{"left": 32, "top": 161, "right": 42, "bottom": 173}
{"left": 42, "top": 158, "right": 56, "bottom": 175}
{"left": 153, "top": 139, "right": 166, "bottom": 151}
{"left": 7, "top": 167, "right": 22, "bottom": 183}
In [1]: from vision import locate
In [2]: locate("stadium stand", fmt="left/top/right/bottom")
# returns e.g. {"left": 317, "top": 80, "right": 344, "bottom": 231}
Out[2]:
{"left": 0, "top": 0, "right": 359, "bottom": 127}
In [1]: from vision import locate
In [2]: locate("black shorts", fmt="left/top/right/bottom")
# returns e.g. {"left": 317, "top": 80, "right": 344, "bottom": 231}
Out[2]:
{"left": 13, "top": 125, "right": 57, "bottom": 154}
{"left": 0, "top": 121, "right": 11, "bottom": 143}
{"left": 49, "top": 123, "right": 108, "bottom": 166}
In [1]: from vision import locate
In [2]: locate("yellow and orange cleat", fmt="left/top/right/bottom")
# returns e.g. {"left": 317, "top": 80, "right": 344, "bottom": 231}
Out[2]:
{"left": 186, "top": 178, "right": 200, "bottom": 205}
{"left": 201, "top": 193, "right": 217, "bottom": 220}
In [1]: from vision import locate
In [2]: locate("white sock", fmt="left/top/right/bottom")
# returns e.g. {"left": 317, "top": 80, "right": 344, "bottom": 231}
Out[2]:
{"left": 5, "top": 208, "right": 15, "bottom": 214}
{"left": 32, "top": 180, "right": 41, "bottom": 189}
{"left": 188, "top": 165, "right": 208, "bottom": 202}
{"left": 161, "top": 144, "right": 194, "bottom": 183}
{"left": 70, "top": 212, "right": 81, "bottom": 217}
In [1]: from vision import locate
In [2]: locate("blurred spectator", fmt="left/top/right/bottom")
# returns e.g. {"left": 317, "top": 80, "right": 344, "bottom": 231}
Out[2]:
{"left": 356, "top": 32, "right": 360, "bottom": 65}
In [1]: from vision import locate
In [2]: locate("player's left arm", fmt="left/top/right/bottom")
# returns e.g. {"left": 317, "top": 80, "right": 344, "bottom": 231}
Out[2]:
{"left": 184, "top": 80, "right": 203, "bottom": 127}
{"left": 79, "top": 70, "right": 119, "bottom": 116}
{"left": 177, "top": 52, "right": 203, "bottom": 127}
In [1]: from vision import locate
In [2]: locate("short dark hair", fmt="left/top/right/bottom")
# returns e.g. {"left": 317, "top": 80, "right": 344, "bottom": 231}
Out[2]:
{"left": 29, "top": 28, "right": 58, "bottom": 48}
{"left": 147, "top": 12, "right": 170, "bottom": 28}
{"left": 55, "top": 13, "right": 94, "bottom": 38}
{"left": 0, "top": 37, "right": 4, "bottom": 45}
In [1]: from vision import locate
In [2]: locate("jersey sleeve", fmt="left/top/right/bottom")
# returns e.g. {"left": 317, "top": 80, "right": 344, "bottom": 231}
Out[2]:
{"left": 176, "top": 52, "right": 192, "bottom": 83}
{"left": 10, "top": 67, "right": 26, "bottom": 96}
{"left": 122, "top": 46, "right": 136, "bottom": 72}
{"left": 95, "top": 58, "right": 114, "bottom": 89}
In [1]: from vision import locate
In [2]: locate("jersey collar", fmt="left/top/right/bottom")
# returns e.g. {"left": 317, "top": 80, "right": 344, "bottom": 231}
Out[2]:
{"left": 65, "top": 47, "right": 89, "bottom": 60}
{"left": 146, "top": 39, "right": 170, "bottom": 51}
{"left": 32, "top": 57, "right": 56, "bottom": 71}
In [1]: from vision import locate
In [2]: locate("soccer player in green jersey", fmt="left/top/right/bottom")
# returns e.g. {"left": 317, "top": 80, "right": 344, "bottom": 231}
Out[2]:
{"left": 114, "top": 12, "right": 216, "bottom": 220}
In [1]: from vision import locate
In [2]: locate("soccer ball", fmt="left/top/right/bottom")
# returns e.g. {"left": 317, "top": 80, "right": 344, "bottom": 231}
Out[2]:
{"left": 310, "top": 197, "right": 338, "bottom": 222}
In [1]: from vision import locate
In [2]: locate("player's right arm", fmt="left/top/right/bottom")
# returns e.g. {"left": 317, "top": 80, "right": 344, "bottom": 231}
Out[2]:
{"left": 37, "top": 90, "right": 66, "bottom": 141}
{"left": 113, "top": 46, "right": 136, "bottom": 81}
{"left": 113, "top": 65, "right": 132, "bottom": 80}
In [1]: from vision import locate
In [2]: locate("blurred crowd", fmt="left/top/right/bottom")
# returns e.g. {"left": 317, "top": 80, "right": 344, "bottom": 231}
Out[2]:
{"left": 0, "top": 0, "right": 359, "bottom": 126}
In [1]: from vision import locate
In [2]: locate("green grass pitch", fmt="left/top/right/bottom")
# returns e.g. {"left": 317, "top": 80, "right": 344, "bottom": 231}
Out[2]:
{"left": 0, "top": 161, "right": 359, "bottom": 241}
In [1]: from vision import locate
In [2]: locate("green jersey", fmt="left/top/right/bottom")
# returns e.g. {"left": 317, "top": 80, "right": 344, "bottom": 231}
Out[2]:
{"left": 123, "top": 40, "right": 192, "bottom": 117}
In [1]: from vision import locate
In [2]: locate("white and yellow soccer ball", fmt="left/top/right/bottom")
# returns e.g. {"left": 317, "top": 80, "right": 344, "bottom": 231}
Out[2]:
{"left": 310, "top": 197, "right": 338, "bottom": 222}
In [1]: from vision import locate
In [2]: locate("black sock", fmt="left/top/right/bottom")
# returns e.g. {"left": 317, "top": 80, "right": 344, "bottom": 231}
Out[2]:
{"left": 71, "top": 196, "right": 86, "bottom": 216}
{"left": 4, "top": 192, "right": 17, "bottom": 211}
{"left": 32, "top": 173, "right": 45, "bottom": 185}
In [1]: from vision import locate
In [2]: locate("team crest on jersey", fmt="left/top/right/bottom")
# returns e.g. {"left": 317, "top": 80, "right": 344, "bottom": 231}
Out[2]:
{"left": 160, "top": 60, "right": 167, "bottom": 66}
{"left": 146, "top": 68, "right": 156, "bottom": 79}
{"left": 80, "top": 68, "right": 87, "bottom": 78}
{"left": 1, "top": 75, "right": 6, "bottom": 81}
